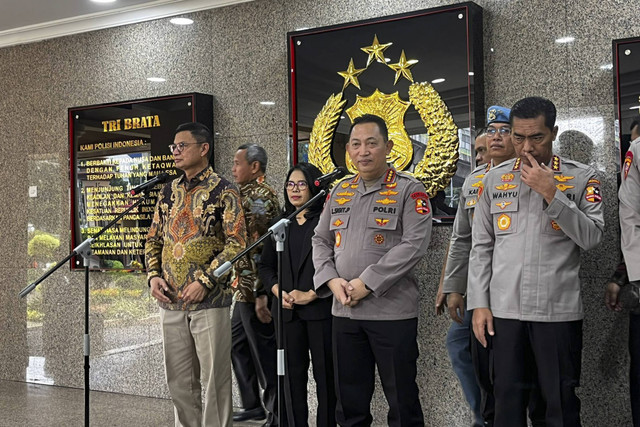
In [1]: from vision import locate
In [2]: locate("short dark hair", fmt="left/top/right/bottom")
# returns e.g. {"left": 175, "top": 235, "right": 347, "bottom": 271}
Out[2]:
{"left": 174, "top": 122, "right": 213, "bottom": 159}
{"left": 475, "top": 126, "right": 487, "bottom": 138}
{"left": 282, "top": 162, "right": 325, "bottom": 218}
{"left": 237, "top": 143, "right": 268, "bottom": 173}
{"left": 350, "top": 114, "right": 389, "bottom": 141}
{"left": 509, "top": 97, "right": 557, "bottom": 130}
{"left": 630, "top": 119, "right": 640, "bottom": 133}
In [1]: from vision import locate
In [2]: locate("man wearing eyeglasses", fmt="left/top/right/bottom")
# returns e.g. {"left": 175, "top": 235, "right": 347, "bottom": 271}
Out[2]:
{"left": 312, "top": 114, "right": 432, "bottom": 426}
{"left": 439, "top": 106, "right": 516, "bottom": 427}
{"left": 146, "top": 122, "right": 247, "bottom": 427}
{"left": 468, "top": 97, "right": 604, "bottom": 426}
{"left": 230, "top": 143, "right": 280, "bottom": 425}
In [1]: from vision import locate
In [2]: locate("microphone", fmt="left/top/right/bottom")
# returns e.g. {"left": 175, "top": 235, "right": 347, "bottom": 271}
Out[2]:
{"left": 314, "top": 167, "right": 348, "bottom": 187}
{"left": 129, "top": 172, "right": 170, "bottom": 195}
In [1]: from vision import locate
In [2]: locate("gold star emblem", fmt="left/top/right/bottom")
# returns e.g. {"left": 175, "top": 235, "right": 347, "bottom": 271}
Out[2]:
{"left": 387, "top": 50, "right": 419, "bottom": 85}
{"left": 361, "top": 34, "right": 393, "bottom": 66}
{"left": 337, "top": 58, "right": 366, "bottom": 90}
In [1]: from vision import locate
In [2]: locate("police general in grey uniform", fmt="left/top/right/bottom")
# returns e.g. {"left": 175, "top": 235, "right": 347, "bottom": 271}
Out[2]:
{"left": 468, "top": 97, "right": 604, "bottom": 426}
{"left": 312, "top": 114, "right": 432, "bottom": 427}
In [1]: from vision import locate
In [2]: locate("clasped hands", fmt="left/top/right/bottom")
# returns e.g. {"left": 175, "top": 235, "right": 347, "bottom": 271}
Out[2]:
{"left": 328, "top": 277, "right": 370, "bottom": 307}
{"left": 150, "top": 277, "right": 207, "bottom": 304}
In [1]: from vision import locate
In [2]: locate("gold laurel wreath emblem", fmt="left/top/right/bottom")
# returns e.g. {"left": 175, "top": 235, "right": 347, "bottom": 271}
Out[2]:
{"left": 308, "top": 82, "right": 458, "bottom": 197}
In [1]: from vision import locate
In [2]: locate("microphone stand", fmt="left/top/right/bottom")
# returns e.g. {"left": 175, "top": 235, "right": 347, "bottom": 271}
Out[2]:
{"left": 214, "top": 187, "right": 328, "bottom": 427}
{"left": 19, "top": 190, "right": 156, "bottom": 427}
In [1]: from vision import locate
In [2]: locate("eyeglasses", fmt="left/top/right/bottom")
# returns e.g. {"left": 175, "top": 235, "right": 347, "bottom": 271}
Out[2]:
{"left": 486, "top": 127, "right": 511, "bottom": 137}
{"left": 169, "top": 142, "right": 205, "bottom": 153}
{"left": 286, "top": 180, "right": 308, "bottom": 191}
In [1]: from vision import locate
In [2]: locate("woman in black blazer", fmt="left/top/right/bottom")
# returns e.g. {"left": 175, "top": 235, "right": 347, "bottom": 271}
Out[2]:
{"left": 259, "top": 162, "right": 336, "bottom": 427}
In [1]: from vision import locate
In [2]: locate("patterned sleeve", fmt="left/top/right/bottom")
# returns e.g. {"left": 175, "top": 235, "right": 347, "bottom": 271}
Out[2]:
{"left": 196, "top": 187, "right": 248, "bottom": 289}
{"left": 144, "top": 186, "right": 167, "bottom": 283}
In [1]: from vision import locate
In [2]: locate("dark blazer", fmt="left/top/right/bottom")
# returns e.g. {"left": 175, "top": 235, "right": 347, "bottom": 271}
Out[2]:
{"left": 259, "top": 214, "right": 332, "bottom": 322}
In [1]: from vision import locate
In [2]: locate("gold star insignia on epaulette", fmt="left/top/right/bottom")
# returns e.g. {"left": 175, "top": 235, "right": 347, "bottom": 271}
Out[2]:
{"left": 361, "top": 34, "right": 393, "bottom": 66}
{"left": 335, "top": 198, "right": 352, "bottom": 205}
{"left": 552, "top": 155, "right": 561, "bottom": 171}
{"left": 554, "top": 175, "right": 574, "bottom": 182}
{"left": 556, "top": 183, "right": 574, "bottom": 192}
{"left": 387, "top": 50, "right": 419, "bottom": 85}
{"left": 376, "top": 197, "right": 397, "bottom": 205}
{"left": 337, "top": 58, "right": 366, "bottom": 90}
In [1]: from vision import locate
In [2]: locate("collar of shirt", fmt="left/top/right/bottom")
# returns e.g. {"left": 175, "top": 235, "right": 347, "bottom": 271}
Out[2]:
{"left": 178, "top": 166, "right": 213, "bottom": 190}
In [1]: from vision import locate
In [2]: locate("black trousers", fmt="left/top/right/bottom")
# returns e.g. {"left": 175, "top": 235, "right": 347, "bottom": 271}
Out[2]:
{"left": 470, "top": 319, "right": 546, "bottom": 426}
{"left": 231, "top": 301, "right": 278, "bottom": 419}
{"left": 492, "top": 318, "right": 582, "bottom": 427}
{"left": 630, "top": 313, "right": 640, "bottom": 426}
{"left": 332, "top": 316, "right": 424, "bottom": 427}
{"left": 280, "top": 314, "right": 336, "bottom": 427}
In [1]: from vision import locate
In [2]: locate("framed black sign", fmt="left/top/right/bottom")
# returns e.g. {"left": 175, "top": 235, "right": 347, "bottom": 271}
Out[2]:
{"left": 69, "top": 93, "right": 213, "bottom": 270}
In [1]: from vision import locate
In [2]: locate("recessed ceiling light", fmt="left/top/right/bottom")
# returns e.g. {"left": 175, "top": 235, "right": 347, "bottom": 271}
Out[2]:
{"left": 625, "top": 49, "right": 632, "bottom": 56}
{"left": 555, "top": 36, "right": 575, "bottom": 44}
{"left": 147, "top": 77, "right": 166, "bottom": 82}
{"left": 431, "top": 78, "right": 445, "bottom": 84}
{"left": 458, "top": 13, "right": 464, "bottom": 19}
{"left": 170, "top": 17, "right": 193, "bottom": 25}
{"left": 599, "top": 63, "right": 613, "bottom": 70}
{"left": 468, "top": 71, "right": 474, "bottom": 76}
{"left": 260, "top": 101, "right": 275, "bottom": 106}
{"left": 630, "top": 105, "right": 640, "bottom": 110}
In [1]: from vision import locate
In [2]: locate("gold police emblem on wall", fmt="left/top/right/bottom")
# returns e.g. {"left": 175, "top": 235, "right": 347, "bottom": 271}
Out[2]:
{"left": 308, "top": 34, "right": 459, "bottom": 198}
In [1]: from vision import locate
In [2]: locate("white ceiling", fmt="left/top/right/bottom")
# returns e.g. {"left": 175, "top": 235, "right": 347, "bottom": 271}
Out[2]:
{"left": 0, "top": 0, "right": 252, "bottom": 48}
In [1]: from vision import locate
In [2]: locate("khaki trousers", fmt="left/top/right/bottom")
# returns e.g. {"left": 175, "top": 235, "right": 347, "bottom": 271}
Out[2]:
{"left": 160, "top": 307, "right": 232, "bottom": 427}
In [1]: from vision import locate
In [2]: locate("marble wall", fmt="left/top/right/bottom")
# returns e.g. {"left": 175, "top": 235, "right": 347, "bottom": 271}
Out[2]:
{"left": 1, "top": 0, "right": 639, "bottom": 425}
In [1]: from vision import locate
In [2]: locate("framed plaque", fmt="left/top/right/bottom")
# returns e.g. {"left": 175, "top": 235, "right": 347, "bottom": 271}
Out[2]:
{"left": 614, "top": 37, "right": 640, "bottom": 169}
{"left": 69, "top": 93, "right": 213, "bottom": 270}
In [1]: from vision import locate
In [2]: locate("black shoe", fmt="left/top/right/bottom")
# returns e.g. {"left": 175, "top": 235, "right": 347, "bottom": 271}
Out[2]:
{"left": 233, "top": 407, "right": 266, "bottom": 422}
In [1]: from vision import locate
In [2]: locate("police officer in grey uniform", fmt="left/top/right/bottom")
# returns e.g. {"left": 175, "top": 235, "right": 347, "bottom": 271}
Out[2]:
{"left": 468, "top": 97, "right": 604, "bottom": 426}
{"left": 441, "top": 106, "right": 514, "bottom": 427}
{"left": 613, "top": 119, "right": 640, "bottom": 425}
{"left": 312, "top": 114, "right": 432, "bottom": 427}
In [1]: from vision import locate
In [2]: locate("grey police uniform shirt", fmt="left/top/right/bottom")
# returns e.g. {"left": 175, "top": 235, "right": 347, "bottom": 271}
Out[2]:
{"left": 620, "top": 136, "right": 640, "bottom": 282}
{"left": 442, "top": 163, "right": 489, "bottom": 295}
{"left": 312, "top": 168, "right": 433, "bottom": 320}
{"left": 467, "top": 155, "right": 604, "bottom": 322}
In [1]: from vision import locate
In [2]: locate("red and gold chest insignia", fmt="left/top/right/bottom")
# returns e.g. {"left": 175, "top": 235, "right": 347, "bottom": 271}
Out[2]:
{"left": 554, "top": 174, "right": 574, "bottom": 183}
{"left": 495, "top": 201, "right": 512, "bottom": 210}
{"left": 556, "top": 183, "right": 574, "bottom": 192}
{"left": 497, "top": 213, "right": 511, "bottom": 230}
{"left": 624, "top": 151, "right": 634, "bottom": 180}
{"left": 550, "top": 220, "right": 561, "bottom": 231}
{"left": 335, "top": 198, "right": 352, "bottom": 205}
{"left": 335, "top": 231, "right": 342, "bottom": 248}
{"left": 495, "top": 183, "right": 517, "bottom": 191}
{"left": 585, "top": 185, "right": 602, "bottom": 203}
{"left": 379, "top": 189, "right": 399, "bottom": 196}
{"left": 332, "top": 219, "right": 344, "bottom": 227}
{"left": 501, "top": 173, "right": 515, "bottom": 182}
{"left": 374, "top": 234, "right": 385, "bottom": 245}
{"left": 376, "top": 197, "right": 397, "bottom": 205}
{"left": 337, "top": 191, "right": 355, "bottom": 197}
{"left": 375, "top": 218, "right": 390, "bottom": 226}
{"left": 341, "top": 182, "right": 350, "bottom": 189}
